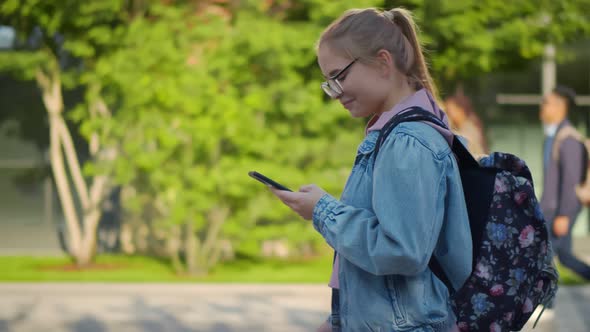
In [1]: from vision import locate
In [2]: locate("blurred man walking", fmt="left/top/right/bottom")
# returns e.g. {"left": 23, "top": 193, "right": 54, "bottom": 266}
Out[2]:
{"left": 540, "top": 85, "right": 590, "bottom": 280}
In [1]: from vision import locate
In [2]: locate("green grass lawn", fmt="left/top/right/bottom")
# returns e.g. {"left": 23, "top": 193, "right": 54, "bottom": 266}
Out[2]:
{"left": 556, "top": 262, "right": 590, "bottom": 286}
{"left": 0, "top": 254, "right": 587, "bottom": 285}
{"left": 0, "top": 254, "right": 333, "bottom": 283}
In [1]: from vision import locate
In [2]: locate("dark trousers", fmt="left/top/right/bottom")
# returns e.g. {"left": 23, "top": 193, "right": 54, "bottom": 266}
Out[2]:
{"left": 552, "top": 230, "right": 590, "bottom": 280}
{"left": 331, "top": 288, "right": 341, "bottom": 332}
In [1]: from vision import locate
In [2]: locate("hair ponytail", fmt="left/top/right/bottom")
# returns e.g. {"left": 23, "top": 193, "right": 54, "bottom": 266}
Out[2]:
{"left": 387, "top": 8, "right": 438, "bottom": 100}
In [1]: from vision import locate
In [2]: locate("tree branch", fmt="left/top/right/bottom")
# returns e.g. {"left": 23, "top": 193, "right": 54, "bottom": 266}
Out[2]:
{"left": 202, "top": 206, "right": 229, "bottom": 257}
{"left": 35, "top": 68, "right": 50, "bottom": 91}
{"left": 50, "top": 118, "right": 82, "bottom": 254}
{"left": 57, "top": 118, "right": 91, "bottom": 209}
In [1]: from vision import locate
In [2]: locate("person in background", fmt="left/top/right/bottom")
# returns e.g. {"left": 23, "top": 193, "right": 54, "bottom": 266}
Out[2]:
{"left": 540, "top": 85, "right": 590, "bottom": 281}
{"left": 270, "top": 7, "right": 471, "bottom": 332}
{"left": 444, "top": 89, "right": 488, "bottom": 156}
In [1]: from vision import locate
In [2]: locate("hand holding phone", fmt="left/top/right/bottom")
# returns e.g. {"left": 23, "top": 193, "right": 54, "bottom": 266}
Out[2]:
{"left": 248, "top": 171, "right": 292, "bottom": 192}
{"left": 253, "top": 173, "right": 326, "bottom": 220}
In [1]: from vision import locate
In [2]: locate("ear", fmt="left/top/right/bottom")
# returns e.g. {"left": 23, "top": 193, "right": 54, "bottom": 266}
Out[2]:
{"left": 375, "top": 49, "right": 395, "bottom": 77}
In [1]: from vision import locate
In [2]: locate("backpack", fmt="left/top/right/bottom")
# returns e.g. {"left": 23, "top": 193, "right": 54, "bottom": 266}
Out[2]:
{"left": 551, "top": 124, "right": 590, "bottom": 206}
{"left": 375, "top": 108, "right": 559, "bottom": 332}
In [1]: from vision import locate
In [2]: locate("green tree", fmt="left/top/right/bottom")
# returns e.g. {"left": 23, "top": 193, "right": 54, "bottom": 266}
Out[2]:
{"left": 88, "top": 1, "right": 364, "bottom": 274}
{"left": 0, "top": 0, "right": 128, "bottom": 266}
{"left": 414, "top": 0, "right": 590, "bottom": 86}
{"left": 2, "top": 0, "right": 589, "bottom": 275}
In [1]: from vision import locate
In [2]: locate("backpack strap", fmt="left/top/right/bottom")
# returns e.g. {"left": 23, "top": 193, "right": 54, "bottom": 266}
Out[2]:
{"left": 551, "top": 125, "right": 585, "bottom": 162}
{"left": 375, "top": 107, "right": 448, "bottom": 156}
{"left": 374, "top": 107, "right": 479, "bottom": 294}
{"left": 552, "top": 125, "right": 590, "bottom": 205}
{"left": 376, "top": 107, "right": 479, "bottom": 169}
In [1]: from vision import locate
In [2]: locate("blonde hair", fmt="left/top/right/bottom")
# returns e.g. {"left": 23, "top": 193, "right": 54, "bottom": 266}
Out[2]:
{"left": 317, "top": 8, "right": 438, "bottom": 99}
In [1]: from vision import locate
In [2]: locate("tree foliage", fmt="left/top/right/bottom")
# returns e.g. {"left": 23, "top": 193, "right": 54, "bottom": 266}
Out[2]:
{"left": 1, "top": 0, "right": 589, "bottom": 273}
{"left": 0, "top": 0, "right": 127, "bottom": 266}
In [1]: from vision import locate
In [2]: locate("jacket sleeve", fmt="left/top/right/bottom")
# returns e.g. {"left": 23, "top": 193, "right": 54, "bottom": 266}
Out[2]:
{"left": 557, "top": 137, "right": 585, "bottom": 217}
{"left": 312, "top": 132, "right": 446, "bottom": 276}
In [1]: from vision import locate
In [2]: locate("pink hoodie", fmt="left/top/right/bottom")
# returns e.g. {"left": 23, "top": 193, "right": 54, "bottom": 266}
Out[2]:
{"left": 365, "top": 88, "right": 453, "bottom": 143}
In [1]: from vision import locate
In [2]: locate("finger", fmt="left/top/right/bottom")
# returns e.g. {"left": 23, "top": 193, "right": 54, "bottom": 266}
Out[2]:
{"left": 299, "top": 184, "right": 316, "bottom": 192}
{"left": 269, "top": 186, "right": 290, "bottom": 203}
{"left": 270, "top": 187, "right": 288, "bottom": 200}
{"left": 270, "top": 187, "right": 299, "bottom": 204}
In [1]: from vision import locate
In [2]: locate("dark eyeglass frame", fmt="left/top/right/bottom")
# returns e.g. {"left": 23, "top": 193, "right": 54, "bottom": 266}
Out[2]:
{"left": 320, "top": 58, "right": 358, "bottom": 98}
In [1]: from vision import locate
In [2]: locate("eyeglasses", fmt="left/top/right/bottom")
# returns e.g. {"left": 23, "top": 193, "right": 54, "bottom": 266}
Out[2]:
{"left": 321, "top": 58, "right": 358, "bottom": 99}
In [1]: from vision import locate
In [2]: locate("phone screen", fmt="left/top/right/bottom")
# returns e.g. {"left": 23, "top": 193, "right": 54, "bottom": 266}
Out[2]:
{"left": 248, "top": 171, "right": 292, "bottom": 191}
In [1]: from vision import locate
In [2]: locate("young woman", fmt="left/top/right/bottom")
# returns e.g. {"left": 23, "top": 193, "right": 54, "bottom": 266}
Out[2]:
{"left": 271, "top": 7, "right": 471, "bottom": 332}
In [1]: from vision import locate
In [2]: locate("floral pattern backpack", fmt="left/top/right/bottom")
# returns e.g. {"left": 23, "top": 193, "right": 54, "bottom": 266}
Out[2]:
{"left": 376, "top": 108, "right": 559, "bottom": 332}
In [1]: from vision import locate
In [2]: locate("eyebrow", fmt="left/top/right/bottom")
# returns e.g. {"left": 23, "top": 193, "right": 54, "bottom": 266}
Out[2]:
{"left": 325, "top": 58, "right": 357, "bottom": 79}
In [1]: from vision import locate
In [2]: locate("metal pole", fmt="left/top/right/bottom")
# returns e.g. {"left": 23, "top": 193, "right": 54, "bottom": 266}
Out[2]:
{"left": 542, "top": 44, "right": 556, "bottom": 95}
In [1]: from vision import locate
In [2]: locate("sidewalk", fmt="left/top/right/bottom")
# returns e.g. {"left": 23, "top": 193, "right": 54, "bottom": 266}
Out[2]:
{"left": 553, "top": 285, "right": 590, "bottom": 331}
{"left": 521, "top": 283, "right": 590, "bottom": 332}
{"left": 0, "top": 282, "right": 589, "bottom": 332}
{"left": 0, "top": 237, "right": 588, "bottom": 331}
{"left": 551, "top": 236, "right": 590, "bottom": 332}
{"left": 0, "top": 283, "right": 331, "bottom": 332}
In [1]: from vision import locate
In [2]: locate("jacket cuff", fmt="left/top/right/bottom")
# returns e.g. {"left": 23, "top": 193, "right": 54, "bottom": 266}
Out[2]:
{"left": 312, "top": 194, "right": 342, "bottom": 235}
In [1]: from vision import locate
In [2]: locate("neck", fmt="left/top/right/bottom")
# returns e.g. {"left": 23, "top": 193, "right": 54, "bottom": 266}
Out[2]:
{"left": 379, "top": 81, "right": 416, "bottom": 114}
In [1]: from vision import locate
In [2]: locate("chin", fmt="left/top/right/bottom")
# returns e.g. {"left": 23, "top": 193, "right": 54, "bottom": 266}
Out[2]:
{"left": 348, "top": 111, "right": 364, "bottom": 118}
{"left": 347, "top": 108, "right": 372, "bottom": 118}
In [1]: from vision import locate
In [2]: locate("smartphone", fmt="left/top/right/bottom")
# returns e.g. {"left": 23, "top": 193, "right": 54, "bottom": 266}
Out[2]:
{"left": 248, "top": 171, "right": 292, "bottom": 192}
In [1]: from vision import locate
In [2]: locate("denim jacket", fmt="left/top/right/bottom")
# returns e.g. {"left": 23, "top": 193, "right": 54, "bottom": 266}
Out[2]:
{"left": 313, "top": 122, "right": 472, "bottom": 331}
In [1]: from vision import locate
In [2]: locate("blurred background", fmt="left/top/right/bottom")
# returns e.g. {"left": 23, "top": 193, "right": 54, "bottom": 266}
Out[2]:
{"left": 1, "top": 0, "right": 590, "bottom": 331}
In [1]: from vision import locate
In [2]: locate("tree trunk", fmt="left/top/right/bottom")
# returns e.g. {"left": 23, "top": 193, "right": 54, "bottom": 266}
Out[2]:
{"left": 36, "top": 61, "right": 112, "bottom": 267}
{"left": 39, "top": 66, "right": 83, "bottom": 256}
{"left": 185, "top": 221, "right": 205, "bottom": 275}
{"left": 182, "top": 206, "right": 229, "bottom": 276}
{"left": 167, "top": 226, "right": 183, "bottom": 273}
{"left": 203, "top": 206, "right": 229, "bottom": 268}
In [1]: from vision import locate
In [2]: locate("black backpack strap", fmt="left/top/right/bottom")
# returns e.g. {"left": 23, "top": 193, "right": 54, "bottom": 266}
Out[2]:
{"left": 375, "top": 107, "right": 448, "bottom": 155}
{"left": 429, "top": 256, "right": 455, "bottom": 295}
{"left": 374, "top": 106, "right": 474, "bottom": 295}
{"left": 376, "top": 107, "right": 480, "bottom": 168}
{"left": 451, "top": 133, "right": 480, "bottom": 169}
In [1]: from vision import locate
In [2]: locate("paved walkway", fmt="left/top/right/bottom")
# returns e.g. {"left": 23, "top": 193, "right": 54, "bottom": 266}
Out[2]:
{"left": 0, "top": 236, "right": 588, "bottom": 331}
{"left": 0, "top": 283, "right": 588, "bottom": 332}
{"left": 520, "top": 284, "right": 590, "bottom": 332}
{"left": 0, "top": 284, "right": 330, "bottom": 332}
